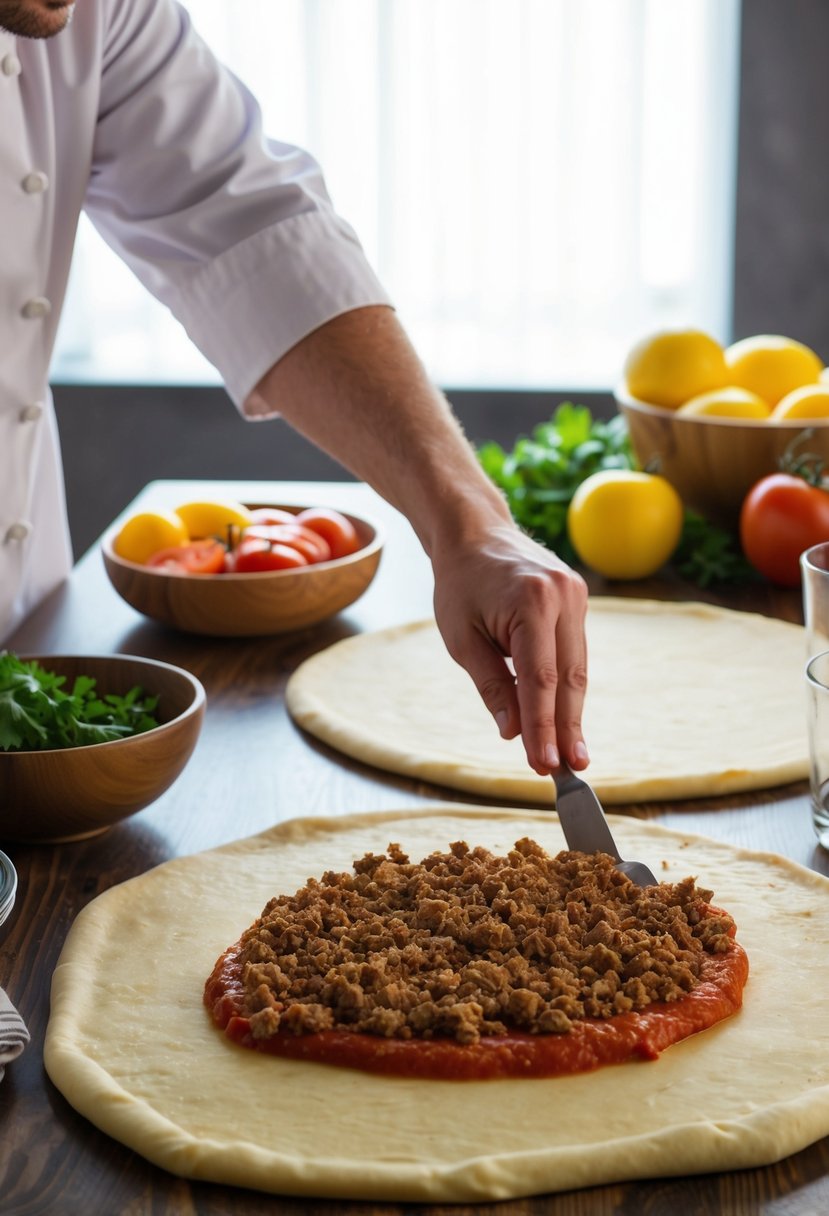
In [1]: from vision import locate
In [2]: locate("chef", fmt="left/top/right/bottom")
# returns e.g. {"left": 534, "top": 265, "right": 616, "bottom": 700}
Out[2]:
{"left": 0, "top": 0, "right": 589, "bottom": 777}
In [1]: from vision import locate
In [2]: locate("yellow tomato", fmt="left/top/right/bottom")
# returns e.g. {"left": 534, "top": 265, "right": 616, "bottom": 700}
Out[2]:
{"left": 770, "top": 384, "right": 829, "bottom": 420}
{"left": 113, "top": 510, "right": 188, "bottom": 565}
{"left": 677, "top": 386, "right": 770, "bottom": 419}
{"left": 174, "top": 499, "right": 253, "bottom": 540}
{"left": 724, "top": 334, "right": 822, "bottom": 407}
{"left": 623, "top": 329, "right": 728, "bottom": 410}
{"left": 567, "top": 471, "right": 684, "bottom": 581}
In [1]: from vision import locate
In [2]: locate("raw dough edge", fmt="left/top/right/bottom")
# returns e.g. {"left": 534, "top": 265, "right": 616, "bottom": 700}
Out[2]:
{"left": 284, "top": 602, "right": 809, "bottom": 804}
{"left": 44, "top": 806, "right": 829, "bottom": 1202}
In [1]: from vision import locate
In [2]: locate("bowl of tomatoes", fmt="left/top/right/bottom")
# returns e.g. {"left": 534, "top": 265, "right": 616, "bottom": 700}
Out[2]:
{"left": 102, "top": 500, "right": 384, "bottom": 636}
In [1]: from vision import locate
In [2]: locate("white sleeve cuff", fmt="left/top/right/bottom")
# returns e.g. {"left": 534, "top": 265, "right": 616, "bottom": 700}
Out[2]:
{"left": 169, "top": 209, "right": 393, "bottom": 410}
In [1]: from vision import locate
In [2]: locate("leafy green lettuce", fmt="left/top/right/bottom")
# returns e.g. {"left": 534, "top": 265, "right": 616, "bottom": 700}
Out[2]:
{"left": 0, "top": 653, "right": 160, "bottom": 752}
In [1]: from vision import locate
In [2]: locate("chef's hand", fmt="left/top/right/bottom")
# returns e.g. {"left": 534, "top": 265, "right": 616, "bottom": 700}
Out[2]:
{"left": 430, "top": 522, "right": 589, "bottom": 776}
{"left": 248, "top": 305, "right": 590, "bottom": 772}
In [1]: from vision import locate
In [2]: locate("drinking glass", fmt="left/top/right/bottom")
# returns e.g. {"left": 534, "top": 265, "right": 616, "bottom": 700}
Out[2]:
{"left": 801, "top": 541, "right": 829, "bottom": 659}
{"left": 805, "top": 650, "right": 829, "bottom": 849}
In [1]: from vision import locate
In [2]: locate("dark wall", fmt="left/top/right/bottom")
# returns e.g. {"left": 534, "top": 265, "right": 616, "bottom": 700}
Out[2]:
{"left": 732, "top": 0, "right": 829, "bottom": 355}
{"left": 55, "top": 385, "right": 614, "bottom": 558}
{"left": 55, "top": 1, "right": 829, "bottom": 556}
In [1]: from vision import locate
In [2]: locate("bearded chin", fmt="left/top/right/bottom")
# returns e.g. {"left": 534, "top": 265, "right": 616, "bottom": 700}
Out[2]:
{"left": 0, "top": 2, "right": 74, "bottom": 40}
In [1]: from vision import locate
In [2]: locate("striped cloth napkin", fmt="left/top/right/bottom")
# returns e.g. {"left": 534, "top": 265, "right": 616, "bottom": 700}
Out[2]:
{"left": 0, "top": 987, "right": 29, "bottom": 1081}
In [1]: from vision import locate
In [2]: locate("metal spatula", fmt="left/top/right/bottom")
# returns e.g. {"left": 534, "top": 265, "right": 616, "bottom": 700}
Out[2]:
{"left": 552, "top": 763, "right": 658, "bottom": 887}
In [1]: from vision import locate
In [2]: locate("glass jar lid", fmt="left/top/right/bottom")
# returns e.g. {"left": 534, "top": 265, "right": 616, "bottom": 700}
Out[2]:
{"left": 0, "top": 850, "right": 17, "bottom": 927}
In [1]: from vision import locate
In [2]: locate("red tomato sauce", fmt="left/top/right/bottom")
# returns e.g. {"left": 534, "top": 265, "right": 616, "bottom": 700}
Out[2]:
{"left": 204, "top": 932, "right": 749, "bottom": 1081}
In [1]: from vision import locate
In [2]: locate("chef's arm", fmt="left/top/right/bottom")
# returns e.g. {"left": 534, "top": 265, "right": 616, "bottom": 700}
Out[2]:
{"left": 246, "top": 304, "right": 590, "bottom": 775}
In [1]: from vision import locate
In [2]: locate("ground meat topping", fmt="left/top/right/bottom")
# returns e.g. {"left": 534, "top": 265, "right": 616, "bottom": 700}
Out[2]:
{"left": 235, "top": 839, "right": 735, "bottom": 1045}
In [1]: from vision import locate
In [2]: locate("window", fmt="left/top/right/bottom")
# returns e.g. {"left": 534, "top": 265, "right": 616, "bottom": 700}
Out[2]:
{"left": 53, "top": 0, "right": 741, "bottom": 390}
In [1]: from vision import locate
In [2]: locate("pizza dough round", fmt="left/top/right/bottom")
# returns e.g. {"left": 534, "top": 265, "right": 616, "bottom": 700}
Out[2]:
{"left": 45, "top": 807, "right": 829, "bottom": 1202}
{"left": 285, "top": 599, "right": 808, "bottom": 803}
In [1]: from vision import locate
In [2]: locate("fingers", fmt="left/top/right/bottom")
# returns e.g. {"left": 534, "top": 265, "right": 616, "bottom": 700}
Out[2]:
{"left": 509, "top": 577, "right": 589, "bottom": 775}
{"left": 457, "top": 628, "right": 522, "bottom": 742}
{"left": 430, "top": 527, "right": 590, "bottom": 777}
{"left": 443, "top": 577, "right": 589, "bottom": 776}
{"left": 551, "top": 584, "right": 590, "bottom": 770}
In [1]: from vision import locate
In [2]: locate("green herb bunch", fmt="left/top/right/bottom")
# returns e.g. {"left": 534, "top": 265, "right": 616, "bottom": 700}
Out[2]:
{"left": 0, "top": 652, "right": 160, "bottom": 752}
{"left": 477, "top": 401, "right": 752, "bottom": 586}
{"left": 477, "top": 403, "right": 635, "bottom": 565}
{"left": 671, "top": 510, "right": 757, "bottom": 588}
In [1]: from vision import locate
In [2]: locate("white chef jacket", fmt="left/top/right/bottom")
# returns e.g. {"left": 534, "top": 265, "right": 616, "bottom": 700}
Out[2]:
{"left": 0, "top": 0, "right": 390, "bottom": 643}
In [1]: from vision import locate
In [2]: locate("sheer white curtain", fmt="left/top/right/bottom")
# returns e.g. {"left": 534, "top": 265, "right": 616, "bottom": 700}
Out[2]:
{"left": 53, "top": 0, "right": 741, "bottom": 389}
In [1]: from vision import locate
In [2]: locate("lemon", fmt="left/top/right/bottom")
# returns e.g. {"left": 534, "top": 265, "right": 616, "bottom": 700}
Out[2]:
{"left": 623, "top": 329, "right": 728, "bottom": 410}
{"left": 174, "top": 499, "right": 253, "bottom": 539}
{"left": 770, "top": 384, "right": 829, "bottom": 420}
{"left": 677, "top": 386, "right": 771, "bottom": 419}
{"left": 567, "top": 470, "right": 684, "bottom": 581}
{"left": 113, "top": 510, "right": 188, "bottom": 564}
{"left": 820, "top": 366, "right": 829, "bottom": 386}
{"left": 724, "top": 334, "right": 822, "bottom": 407}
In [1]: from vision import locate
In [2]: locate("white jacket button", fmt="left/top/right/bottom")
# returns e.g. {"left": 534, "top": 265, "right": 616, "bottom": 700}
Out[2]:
{"left": 21, "top": 297, "right": 52, "bottom": 319}
{"left": 5, "top": 522, "right": 31, "bottom": 543}
{"left": 1, "top": 53, "right": 21, "bottom": 76}
{"left": 19, "top": 403, "right": 44, "bottom": 423}
{"left": 22, "top": 171, "right": 49, "bottom": 194}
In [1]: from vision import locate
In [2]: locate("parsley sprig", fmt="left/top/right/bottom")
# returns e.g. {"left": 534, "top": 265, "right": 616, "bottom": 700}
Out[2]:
{"left": 0, "top": 652, "right": 160, "bottom": 752}
{"left": 672, "top": 511, "right": 757, "bottom": 588}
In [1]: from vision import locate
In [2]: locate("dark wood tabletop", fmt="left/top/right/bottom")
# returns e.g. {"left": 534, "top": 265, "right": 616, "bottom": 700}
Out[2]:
{"left": 1, "top": 478, "right": 827, "bottom": 1216}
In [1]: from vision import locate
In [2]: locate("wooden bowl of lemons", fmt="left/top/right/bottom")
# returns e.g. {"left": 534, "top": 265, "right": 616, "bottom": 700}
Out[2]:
{"left": 0, "top": 653, "right": 205, "bottom": 843}
{"left": 616, "top": 330, "right": 829, "bottom": 527}
{"left": 102, "top": 498, "right": 384, "bottom": 637}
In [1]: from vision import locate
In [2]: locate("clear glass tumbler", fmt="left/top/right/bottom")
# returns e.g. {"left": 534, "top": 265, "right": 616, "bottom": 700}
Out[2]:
{"left": 805, "top": 651, "right": 829, "bottom": 849}
{"left": 801, "top": 541, "right": 829, "bottom": 659}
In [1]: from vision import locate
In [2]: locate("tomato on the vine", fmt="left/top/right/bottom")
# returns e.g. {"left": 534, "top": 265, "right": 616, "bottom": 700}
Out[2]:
{"left": 294, "top": 507, "right": 360, "bottom": 559}
{"left": 739, "top": 473, "right": 829, "bottom": 587}
{"left": 229, "top": 538, "right": 308, "bottom": 573}
{"left": 145, "top": 539, "right": 228, "bottom": 574}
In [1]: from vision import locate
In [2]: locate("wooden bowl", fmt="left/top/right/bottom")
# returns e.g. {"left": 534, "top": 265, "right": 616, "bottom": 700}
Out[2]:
{"left": 0, "top": 655, "right": 205, "bottom": 844}
{"left": 102, "top": 505, "right": 384, "bottom": 636}
{"left": 616, "top": 390, "right": 829, "bottom": 528}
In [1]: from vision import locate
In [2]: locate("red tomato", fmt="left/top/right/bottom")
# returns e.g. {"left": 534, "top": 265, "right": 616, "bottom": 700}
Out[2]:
{"left": 145, "top": 539, "right": 228, "bottom": 574}
{"left": 294, "top": 507, "right": 360, "bottom": 559}
{"left": 244, "top": 523, "right": 332, "bottom": 564}
{"left": 247, "top": 507, "right": 298, "bottom": 526}
{"left": 230, "top": 538, "right": 308, "bottom": 573}
{"left": 739, "top": 473, "right": 829, "bottom": 587}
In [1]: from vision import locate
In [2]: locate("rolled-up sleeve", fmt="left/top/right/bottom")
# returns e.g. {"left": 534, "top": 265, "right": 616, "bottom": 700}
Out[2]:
{"left": 85, "top": 0, "right": 391, "bottom": 407}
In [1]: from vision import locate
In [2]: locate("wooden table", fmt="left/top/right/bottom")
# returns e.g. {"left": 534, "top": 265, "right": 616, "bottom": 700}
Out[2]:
{"left": 1, "top": 479, "right": 827, "bottom": 1216}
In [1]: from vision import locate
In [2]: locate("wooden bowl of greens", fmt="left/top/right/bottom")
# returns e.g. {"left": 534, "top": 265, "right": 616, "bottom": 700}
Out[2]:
{"left": 0, "top": 653, "right": 205, "bottom": 843}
